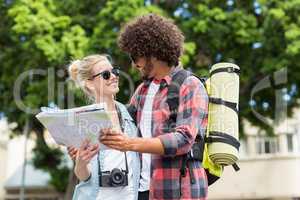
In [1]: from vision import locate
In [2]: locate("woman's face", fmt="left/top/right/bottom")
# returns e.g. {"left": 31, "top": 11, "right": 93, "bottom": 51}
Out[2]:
{"left": 88, "top": 59, "right": 119, "bottom": 98}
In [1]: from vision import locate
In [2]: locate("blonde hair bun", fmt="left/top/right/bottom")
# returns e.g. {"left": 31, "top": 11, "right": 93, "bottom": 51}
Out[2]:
{"left": 68, "top": 60, "right": 80, "bottom": 82}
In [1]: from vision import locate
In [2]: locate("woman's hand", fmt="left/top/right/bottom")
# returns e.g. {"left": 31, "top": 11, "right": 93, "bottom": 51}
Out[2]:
{"left": 74, "top": 139, "right": 100, "bottom": 181}
{"left": 67, "top": 146, "right": 78, "bottom": 161}
{"left": 99, "top": 128, "right": 130, "bottom": 152}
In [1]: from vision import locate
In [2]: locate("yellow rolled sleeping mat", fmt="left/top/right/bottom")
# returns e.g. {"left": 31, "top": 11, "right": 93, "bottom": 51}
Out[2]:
{"left": 206, "top": 62, "right": 240, "bottom": 167}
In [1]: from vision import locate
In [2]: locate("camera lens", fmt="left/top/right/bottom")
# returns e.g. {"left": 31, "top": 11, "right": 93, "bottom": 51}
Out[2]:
{"left": 110, "top": 168, "right": 124, "bottom": 185}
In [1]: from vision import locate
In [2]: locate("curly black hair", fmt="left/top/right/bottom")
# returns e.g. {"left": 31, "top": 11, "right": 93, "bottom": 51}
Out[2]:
{"left": 118, "top": 14, "right": 184, "bottom": 67}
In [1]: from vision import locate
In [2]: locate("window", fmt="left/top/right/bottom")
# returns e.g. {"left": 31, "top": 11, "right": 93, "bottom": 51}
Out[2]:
{"left": 286, "top": 133, "right": 295, "bottom": 153}
{"left": 256, "top": 136, "right": 278, "bottom": 155}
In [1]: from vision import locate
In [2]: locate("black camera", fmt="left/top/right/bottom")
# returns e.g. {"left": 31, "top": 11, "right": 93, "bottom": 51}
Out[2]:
{"left": 99, "top": 168, "right": 128, "bottom": 187}
{"left": 97, "top": 151, "right": 129, "bottom": 187}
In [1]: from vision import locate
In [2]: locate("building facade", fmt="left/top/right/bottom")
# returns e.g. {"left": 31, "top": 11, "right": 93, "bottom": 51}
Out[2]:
{"left": 0, "top": 119, "right": 63, "bottom": 200}
{"left": 208, "top": 111, "right": 300, "bottom": 200}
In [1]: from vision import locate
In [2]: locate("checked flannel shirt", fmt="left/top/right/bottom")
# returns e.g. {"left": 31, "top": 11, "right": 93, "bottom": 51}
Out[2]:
{"left": 129, "top": 66, "right": 209, "bottom": 200}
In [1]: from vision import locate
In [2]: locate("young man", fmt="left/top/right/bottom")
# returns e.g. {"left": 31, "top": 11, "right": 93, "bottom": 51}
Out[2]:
{"left": 100, "top": 14, "right": 209, "bottom": 200}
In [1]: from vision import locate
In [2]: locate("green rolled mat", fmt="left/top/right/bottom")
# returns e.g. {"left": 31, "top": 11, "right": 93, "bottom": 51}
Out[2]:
{"left": 207, "top": 63, "right": 240, "bottom": 166}
{"left": 209, "top": 153, "right": 238, "bottom": 166}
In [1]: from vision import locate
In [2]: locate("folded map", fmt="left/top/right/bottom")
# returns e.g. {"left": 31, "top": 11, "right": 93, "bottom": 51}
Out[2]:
{"left": 36, "top": 103, "right": 112, "bottom": 149}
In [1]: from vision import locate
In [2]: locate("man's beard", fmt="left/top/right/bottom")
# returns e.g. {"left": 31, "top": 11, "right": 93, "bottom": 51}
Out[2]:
{"left": 141, "top": 59, "right": 154, "bottom": 80}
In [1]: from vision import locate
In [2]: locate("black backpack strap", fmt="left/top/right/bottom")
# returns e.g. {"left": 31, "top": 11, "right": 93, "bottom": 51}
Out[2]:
{"left": 167, "top": 69, "right": 206, "bottom": 191}
{"left": 205, "top": 131, "right": 240, "bottom": 151}
{"left": 126, "top": 104, "right": 137, "bottom": 125}
{"left": 209, "top": 97, "right": 239, "bottom": 114}
{"left": 167, "top": 69, "right": 191, "bottom": 123}
{"left": 210, "top": 67, "right": 240, "bottom": 77}
{"left": 232, "top": 163, "right": 240, "bottom": 171}
{"left": 179, "top": 154, "right": 188, "bottom": 196}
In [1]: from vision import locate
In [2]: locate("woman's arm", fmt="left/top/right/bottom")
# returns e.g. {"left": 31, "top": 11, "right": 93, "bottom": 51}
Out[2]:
{"left": 74, "top": 139, "right": 99, "bottom": 181}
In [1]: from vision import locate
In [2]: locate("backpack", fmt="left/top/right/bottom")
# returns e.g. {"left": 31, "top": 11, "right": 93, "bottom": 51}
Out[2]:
{"left": 127, "top": 62, "right": 241, "bottom": 186}
{"left": 167, "top": 63, "right": 241, "bottom": 186}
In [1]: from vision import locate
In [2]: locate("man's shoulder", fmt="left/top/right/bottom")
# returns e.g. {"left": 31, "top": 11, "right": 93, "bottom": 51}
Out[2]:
{"left": 171, "top": 68, "right": 203, "bottom": 85}
{"left": 177, "top": 73, "right": 208, "bottom": 100}
{"left": 180, "top": 73, "right": 204, "bottom": 89}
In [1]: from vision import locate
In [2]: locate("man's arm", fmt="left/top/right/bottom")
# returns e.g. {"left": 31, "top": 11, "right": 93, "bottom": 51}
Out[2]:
{"left": 100, "top": 128, "right": 164, "bottom": 154}
{"left": 157, "top": 76, "right": 208, "bottom": 157}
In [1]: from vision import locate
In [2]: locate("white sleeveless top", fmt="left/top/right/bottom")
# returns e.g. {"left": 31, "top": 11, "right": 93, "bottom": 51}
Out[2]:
{"left": 72, "top": 102, "right": 140, "bottom": 200}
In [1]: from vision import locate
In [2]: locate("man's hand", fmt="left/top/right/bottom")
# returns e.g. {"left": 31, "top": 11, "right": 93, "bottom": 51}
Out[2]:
{"left": 99, "top": 128, "right": 130, "bottom": 152}
{"left": 67, "top": 146, "right": 78, "bottom": 161}
{"left": 100, "top": 128, "right": 165, "bottom": 155}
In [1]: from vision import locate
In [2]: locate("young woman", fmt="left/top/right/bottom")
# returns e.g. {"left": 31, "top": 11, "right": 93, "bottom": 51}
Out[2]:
{"left": 67, "top": 54, "right": 140, "bottom": 200}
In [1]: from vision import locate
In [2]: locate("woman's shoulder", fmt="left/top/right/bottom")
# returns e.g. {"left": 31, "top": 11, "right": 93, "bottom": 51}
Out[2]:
{"left": 115, "top": 101, "right": 138, "bottom": 137}
{"left": 115, "top": 101, "right": 134, "bottom": 122}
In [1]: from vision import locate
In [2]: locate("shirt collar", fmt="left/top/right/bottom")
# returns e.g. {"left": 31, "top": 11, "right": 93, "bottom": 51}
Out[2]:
{"left": 161, "top": 65, "right": 182, "bottom": 86}
{"left": 143, "top": 77, "right": 153, "bottom": 87}
{"left": 142, "top": 65, "right": 183, "bottom": 87}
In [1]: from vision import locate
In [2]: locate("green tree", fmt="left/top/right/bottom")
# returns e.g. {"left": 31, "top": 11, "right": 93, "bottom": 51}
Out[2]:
{"left": 0, "top": 0, "right": 165, "bottom": 196}
{"left": 151, "top": 0, "right": 300, "bottom": 133}
{"left": 1, "top": 0, "right": 299, "bottom": 195}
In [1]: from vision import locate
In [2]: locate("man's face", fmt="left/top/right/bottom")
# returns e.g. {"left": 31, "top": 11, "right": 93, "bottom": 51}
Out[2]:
{"left": 131, "top": 57, "right": 155, "bottom": 80}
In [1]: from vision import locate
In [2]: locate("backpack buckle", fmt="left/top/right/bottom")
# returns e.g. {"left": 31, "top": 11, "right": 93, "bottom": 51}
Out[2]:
{"left": 227, "top": 67, "right": 234, "bottom": 73}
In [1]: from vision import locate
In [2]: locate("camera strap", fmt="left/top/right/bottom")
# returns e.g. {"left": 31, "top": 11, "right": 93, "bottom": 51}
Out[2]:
{"left": 97, "top": 104, "right": 129, "bottom": 176}
{"left": 116, "top": 104, "right": 129, "bottom": 175}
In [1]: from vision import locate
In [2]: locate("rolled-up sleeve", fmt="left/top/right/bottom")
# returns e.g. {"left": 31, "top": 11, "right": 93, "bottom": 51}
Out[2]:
{"left": 158, "top": 76, "right": 208, "bottom": 157}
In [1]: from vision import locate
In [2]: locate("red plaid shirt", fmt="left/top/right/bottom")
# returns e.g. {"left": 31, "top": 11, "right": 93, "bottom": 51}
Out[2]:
{"left": 130, "top": 67, "right": 209, "bottom": 200}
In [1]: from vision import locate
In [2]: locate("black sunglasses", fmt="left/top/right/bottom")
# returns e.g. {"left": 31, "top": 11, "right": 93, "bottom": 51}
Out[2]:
{"left": 90, "top": 67, "right": 120, "bottom": 80}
